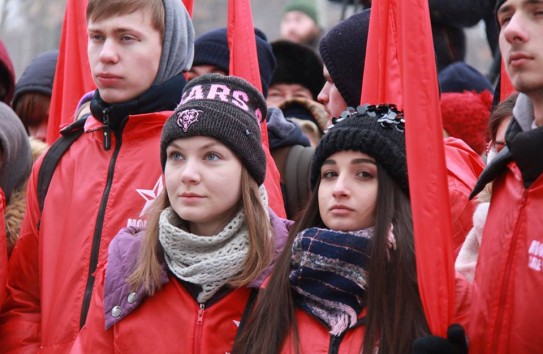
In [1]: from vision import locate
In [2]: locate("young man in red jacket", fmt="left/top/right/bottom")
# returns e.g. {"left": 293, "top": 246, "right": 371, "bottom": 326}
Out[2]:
{"left": 467, "top": 0, "right": 543, "bottom": 352}
{"left": 0, "top": 0, "right": 194, "bottom": 352}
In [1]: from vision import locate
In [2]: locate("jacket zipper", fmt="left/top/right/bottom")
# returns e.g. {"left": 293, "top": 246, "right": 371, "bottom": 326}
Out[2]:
{"left": 490, "top": 189, "right": 528, "bottom": 352}
{"left": 79, "top": 117, "right": 125, "bottom": 329}
{"left": 194, "top": 303, "right": 205, "bottom": 354}
{"left": 102, "top": 108, "right": 111, "bottom": 151}
{"left": 328, "top": 334, "right": 344, "bottom": 354}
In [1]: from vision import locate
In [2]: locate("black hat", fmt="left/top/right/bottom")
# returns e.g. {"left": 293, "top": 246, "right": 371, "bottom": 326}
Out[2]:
{"left": 438, "top": 61, "right": 493, "bottom": 94}
{"left": 310, "top": 104, "right": 408, "bottom": 193}
{"left": 161, "top": 74, "right": 267, "bottom": 185}
{"left": 12, "top": 50, "right": 58, "bottom": 108}
{"left": 318, "top": 9, "right": 370, "bottom": 109}
{"left": 496, "top": 0, "right": 506, "bottom": 14}
{"left": 192, "top": 28, "right": 276, "bottom": 97}
{"left": 270, "top": 40, "right": 324, "bottom": 100}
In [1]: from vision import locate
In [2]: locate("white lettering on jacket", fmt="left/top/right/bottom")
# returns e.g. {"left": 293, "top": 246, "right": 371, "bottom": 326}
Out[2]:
{"left": 528, "top": 240, "right": 543, "bottom": 272}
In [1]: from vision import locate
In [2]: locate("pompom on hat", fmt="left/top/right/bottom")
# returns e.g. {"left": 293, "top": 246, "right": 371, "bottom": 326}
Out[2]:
{"left": 310, "top": 104, "right": 408, "bottom": 193}
{"left": 440, "top": 90, "right": 493, "bottom": 155}
{"left": 160, "top": 74, "right": 267, "bottom": 185}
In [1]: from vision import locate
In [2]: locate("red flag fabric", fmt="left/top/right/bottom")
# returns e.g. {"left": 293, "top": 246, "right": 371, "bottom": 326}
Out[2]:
{"left": 47, "top": 0, "right": 95, "bottom": 145}
{"left": 500, "top": 61, "right": 515, "bottom": 102}
{"left": 361, "top": 0, "right": 454, "bottom": 336}
{"left": 0, "top": 189, "right": 7, "bottom": 306}
{"left": 227, "top": 0, "right": 286, "bottom": 218}
{"left": 182, "top": 0, "right": 193, "bottom": 17}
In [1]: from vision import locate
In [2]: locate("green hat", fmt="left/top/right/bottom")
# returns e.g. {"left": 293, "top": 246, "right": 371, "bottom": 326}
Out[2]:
{"left": 284, "top": 0, "right": 319, "bottom": 26}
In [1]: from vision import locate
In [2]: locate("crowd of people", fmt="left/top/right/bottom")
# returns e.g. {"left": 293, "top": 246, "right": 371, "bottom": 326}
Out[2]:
{"left": 0, "top": 0, "right": 541, "bottom": 352}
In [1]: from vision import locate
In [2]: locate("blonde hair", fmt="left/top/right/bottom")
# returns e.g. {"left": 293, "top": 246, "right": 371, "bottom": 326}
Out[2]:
{"left": 128, "top": 168, "right": 274, "bottom": 295}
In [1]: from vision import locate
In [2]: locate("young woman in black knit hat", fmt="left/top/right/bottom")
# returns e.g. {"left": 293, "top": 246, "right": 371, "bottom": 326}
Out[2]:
{"left": 233, "top": 104, "right": 435, "bottom": 354}
{"left": 75, "top": 74, "right": 290, "bottom": 352}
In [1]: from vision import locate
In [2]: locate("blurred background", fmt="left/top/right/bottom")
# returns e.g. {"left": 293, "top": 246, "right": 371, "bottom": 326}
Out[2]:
{"left": 0, "top": 0, "right": 493, "bottom": 81}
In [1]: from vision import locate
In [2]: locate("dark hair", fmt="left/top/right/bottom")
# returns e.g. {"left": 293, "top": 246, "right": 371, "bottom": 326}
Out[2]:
{"left": 233, "top": 166, "right": 429, "bottom": 354}
{"left": 13, "top": 92, "right": 49, "bottom": 132}
{"left": 488, "top": 92, "right": 518, "bottom": 141}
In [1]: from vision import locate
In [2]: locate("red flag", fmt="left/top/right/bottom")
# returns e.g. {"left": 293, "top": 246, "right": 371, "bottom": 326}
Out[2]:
{"left": 0, "top": 189, "right": 7, "bottom": 306}
{"left": 500, "top": 61, "right": 515, "bottom": 102}
{"left": 182, "top": 0, "right": 193, "bottom": 17}
{"left": 227, "top": 0, "right": 286, "bottom": 218}
{"left": 361, "top": 0, "right": 454, "bottom": 336}
{"left": 47, "top": 0, "right": 95, "bottom": 145}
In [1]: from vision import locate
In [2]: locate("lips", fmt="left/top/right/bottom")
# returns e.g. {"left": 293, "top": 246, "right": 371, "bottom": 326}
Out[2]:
{"left": 181, "top": 192, "right": 203, "bottom": 198}
{"left": 96, "top": 73, "right": 122, "bottom": 86}
{"left": 508, "top": 52, "right": 532, "bottom": 66}
{"left": 330, "top": 204, "right": 354, "bottom": 212}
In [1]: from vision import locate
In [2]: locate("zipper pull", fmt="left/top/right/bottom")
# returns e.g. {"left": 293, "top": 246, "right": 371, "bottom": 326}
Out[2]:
{"left": 102, "top": 107, "right": 111, "bottom": 151}
{"left": 197, "top": 304, "right": 205, "bottom": 325}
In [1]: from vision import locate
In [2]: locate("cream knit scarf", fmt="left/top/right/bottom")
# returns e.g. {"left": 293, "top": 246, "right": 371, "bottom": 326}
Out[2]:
{"left": 158, "top": 187, "right": 269, "bottom": 303}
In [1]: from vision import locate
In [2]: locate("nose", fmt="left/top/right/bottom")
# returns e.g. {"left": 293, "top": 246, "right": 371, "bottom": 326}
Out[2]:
{"left": 180, "top": 159, "right": 201, "bottom": 185}
{"left": 99, "top": 38, "right": 119, "bottom": 64}
{"left": 503, "top": 13, "right": 528, "bottom": 44}
{"left": 332, "top": 174, "right": 350, "bottom": 199}
{"left": 317, "top": 82, "right": 330, "bottom": 105}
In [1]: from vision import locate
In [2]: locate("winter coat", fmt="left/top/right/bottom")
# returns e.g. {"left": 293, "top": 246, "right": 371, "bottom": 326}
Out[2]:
{"left": 0, "top": 90, "right": 181, "bottom": 353}
{"left": 468, "top": 94, "right": 543, "bottom": 353}
{"left": 0, "top": 189, "right": 6, "bottom": 307}
{"left": 444, "top": 137, "right": 485, "bottom": 255}
{"left": 72, "top": 210, "right": 290, "bottom": 353}
{"left": 278, "top": 274, "right": 471, "bottom": 353}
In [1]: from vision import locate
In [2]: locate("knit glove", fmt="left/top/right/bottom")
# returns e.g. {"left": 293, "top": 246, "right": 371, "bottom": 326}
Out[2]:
{"left": 412, "top": 324, "right": 468, "bottom": 354}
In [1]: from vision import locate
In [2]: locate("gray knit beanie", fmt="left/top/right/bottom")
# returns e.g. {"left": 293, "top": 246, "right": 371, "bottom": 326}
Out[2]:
{"left": 0, "top": 102, "right": 32, "bottom": 201}
{"left": 310, "top": 104, "right": 408, "bottom": 193}
{"left": 161, "top": 74, "right": 267, "bottom": 185}
{"left": 152, "top": 0, "right": 195, "bottom": 85}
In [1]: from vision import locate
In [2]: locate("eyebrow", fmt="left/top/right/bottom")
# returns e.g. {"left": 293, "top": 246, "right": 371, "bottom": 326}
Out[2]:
{"left": 321, "top": 158, "right": 377, "bottom": 166}
{"left": 168, "top": 141, "right": 222, "bottom": 151}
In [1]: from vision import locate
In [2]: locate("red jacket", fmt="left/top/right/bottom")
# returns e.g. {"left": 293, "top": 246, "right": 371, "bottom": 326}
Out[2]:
{"left": 279, "top": 273, "right": 471, "bottom": 353}
{"left": 0, "top": 112, "right": 170, "bottom": 353}
{"left": 444, "top": 137, "right": 485, "bottom": 255}
{"left": 468, "top": 163, "right": 543, "bottom": 353}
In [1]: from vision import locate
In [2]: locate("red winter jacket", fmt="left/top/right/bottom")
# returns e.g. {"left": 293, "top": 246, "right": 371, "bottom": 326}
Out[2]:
{"left": 444, "top": 137, "right": 485, "bottom": 255}
{"left": 468, "top": 163, "right": 543, "bottom": 353}
{"left": 0, "top": 112, "right": 170, "bottom": 353}
{"left": 72, "top": 209, "right": 290, "bottom": 353}
{"left": 278, "top": 272, "right": 472, "bottom": 353}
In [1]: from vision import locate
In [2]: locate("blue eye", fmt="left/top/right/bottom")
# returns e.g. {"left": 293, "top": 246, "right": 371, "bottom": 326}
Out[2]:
{"left": 205, "top": 152, "right": 220, "bottom": 161}
{"left": 168, "top": 151, "right": 183, "bottom": 160}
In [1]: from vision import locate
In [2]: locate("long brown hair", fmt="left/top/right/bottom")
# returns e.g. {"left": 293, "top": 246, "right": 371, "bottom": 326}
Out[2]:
{"left": 233, "top": 166, "right": 429, "bottom": 354}
{"left": 127, "top": 168, "right": 274, "bottom": 295}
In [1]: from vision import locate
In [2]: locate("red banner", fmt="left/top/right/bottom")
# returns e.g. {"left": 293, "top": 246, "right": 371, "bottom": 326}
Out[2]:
{"left": 47, "top": 0, "right": 95, "bottom": 144}
{"left": 361, "top": 0, "right": 454, "bottom": 336}
{"left": 227, "top": 0, "right": 286, "bottom": 218}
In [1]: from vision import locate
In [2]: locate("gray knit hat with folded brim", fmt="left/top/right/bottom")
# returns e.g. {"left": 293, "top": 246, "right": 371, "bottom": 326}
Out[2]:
{"left": 310, "top": 104, "right": 408, "bottom": 194}
{"left": 0, "top": 102, "right": 32, "bottom": 202}
{"left": 161, "top": 73, "right": 267, "bottom": 185}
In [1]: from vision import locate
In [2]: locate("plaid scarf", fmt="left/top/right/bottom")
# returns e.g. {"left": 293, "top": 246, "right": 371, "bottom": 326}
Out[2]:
{"left": 289, "top": 227, "right": 373, "bottom": 336}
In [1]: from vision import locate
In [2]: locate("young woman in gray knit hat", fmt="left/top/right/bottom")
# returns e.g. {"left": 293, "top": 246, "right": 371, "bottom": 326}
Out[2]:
{"left": 75, "top": 74, "right": 290, "bottom": 352}
{"left": 233, "top": 104, "right": 471, "bottom": 354}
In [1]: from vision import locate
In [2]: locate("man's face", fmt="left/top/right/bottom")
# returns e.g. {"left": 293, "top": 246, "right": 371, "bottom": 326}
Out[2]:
{"left": 497, "top": 0, "right": 543, "bottom": 95}
{"left": 87, "top": 9, "right": 162, "bottom": 104}
{"left": 280, "top": 11, "right": 319, "bottom": 45}
{"left": 317, "top": 65, "right": 348, "bottom": 127}
{"left": 266, "top": 83, "right": 313, "bottom": 107}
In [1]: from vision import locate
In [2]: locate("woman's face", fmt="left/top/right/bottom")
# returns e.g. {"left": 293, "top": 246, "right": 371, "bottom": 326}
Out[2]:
{"left": 318, "top": 150, "right": 378, "bottom": 232}
{"left": 164, "top": 136, "right": 243, "bottom": 236}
